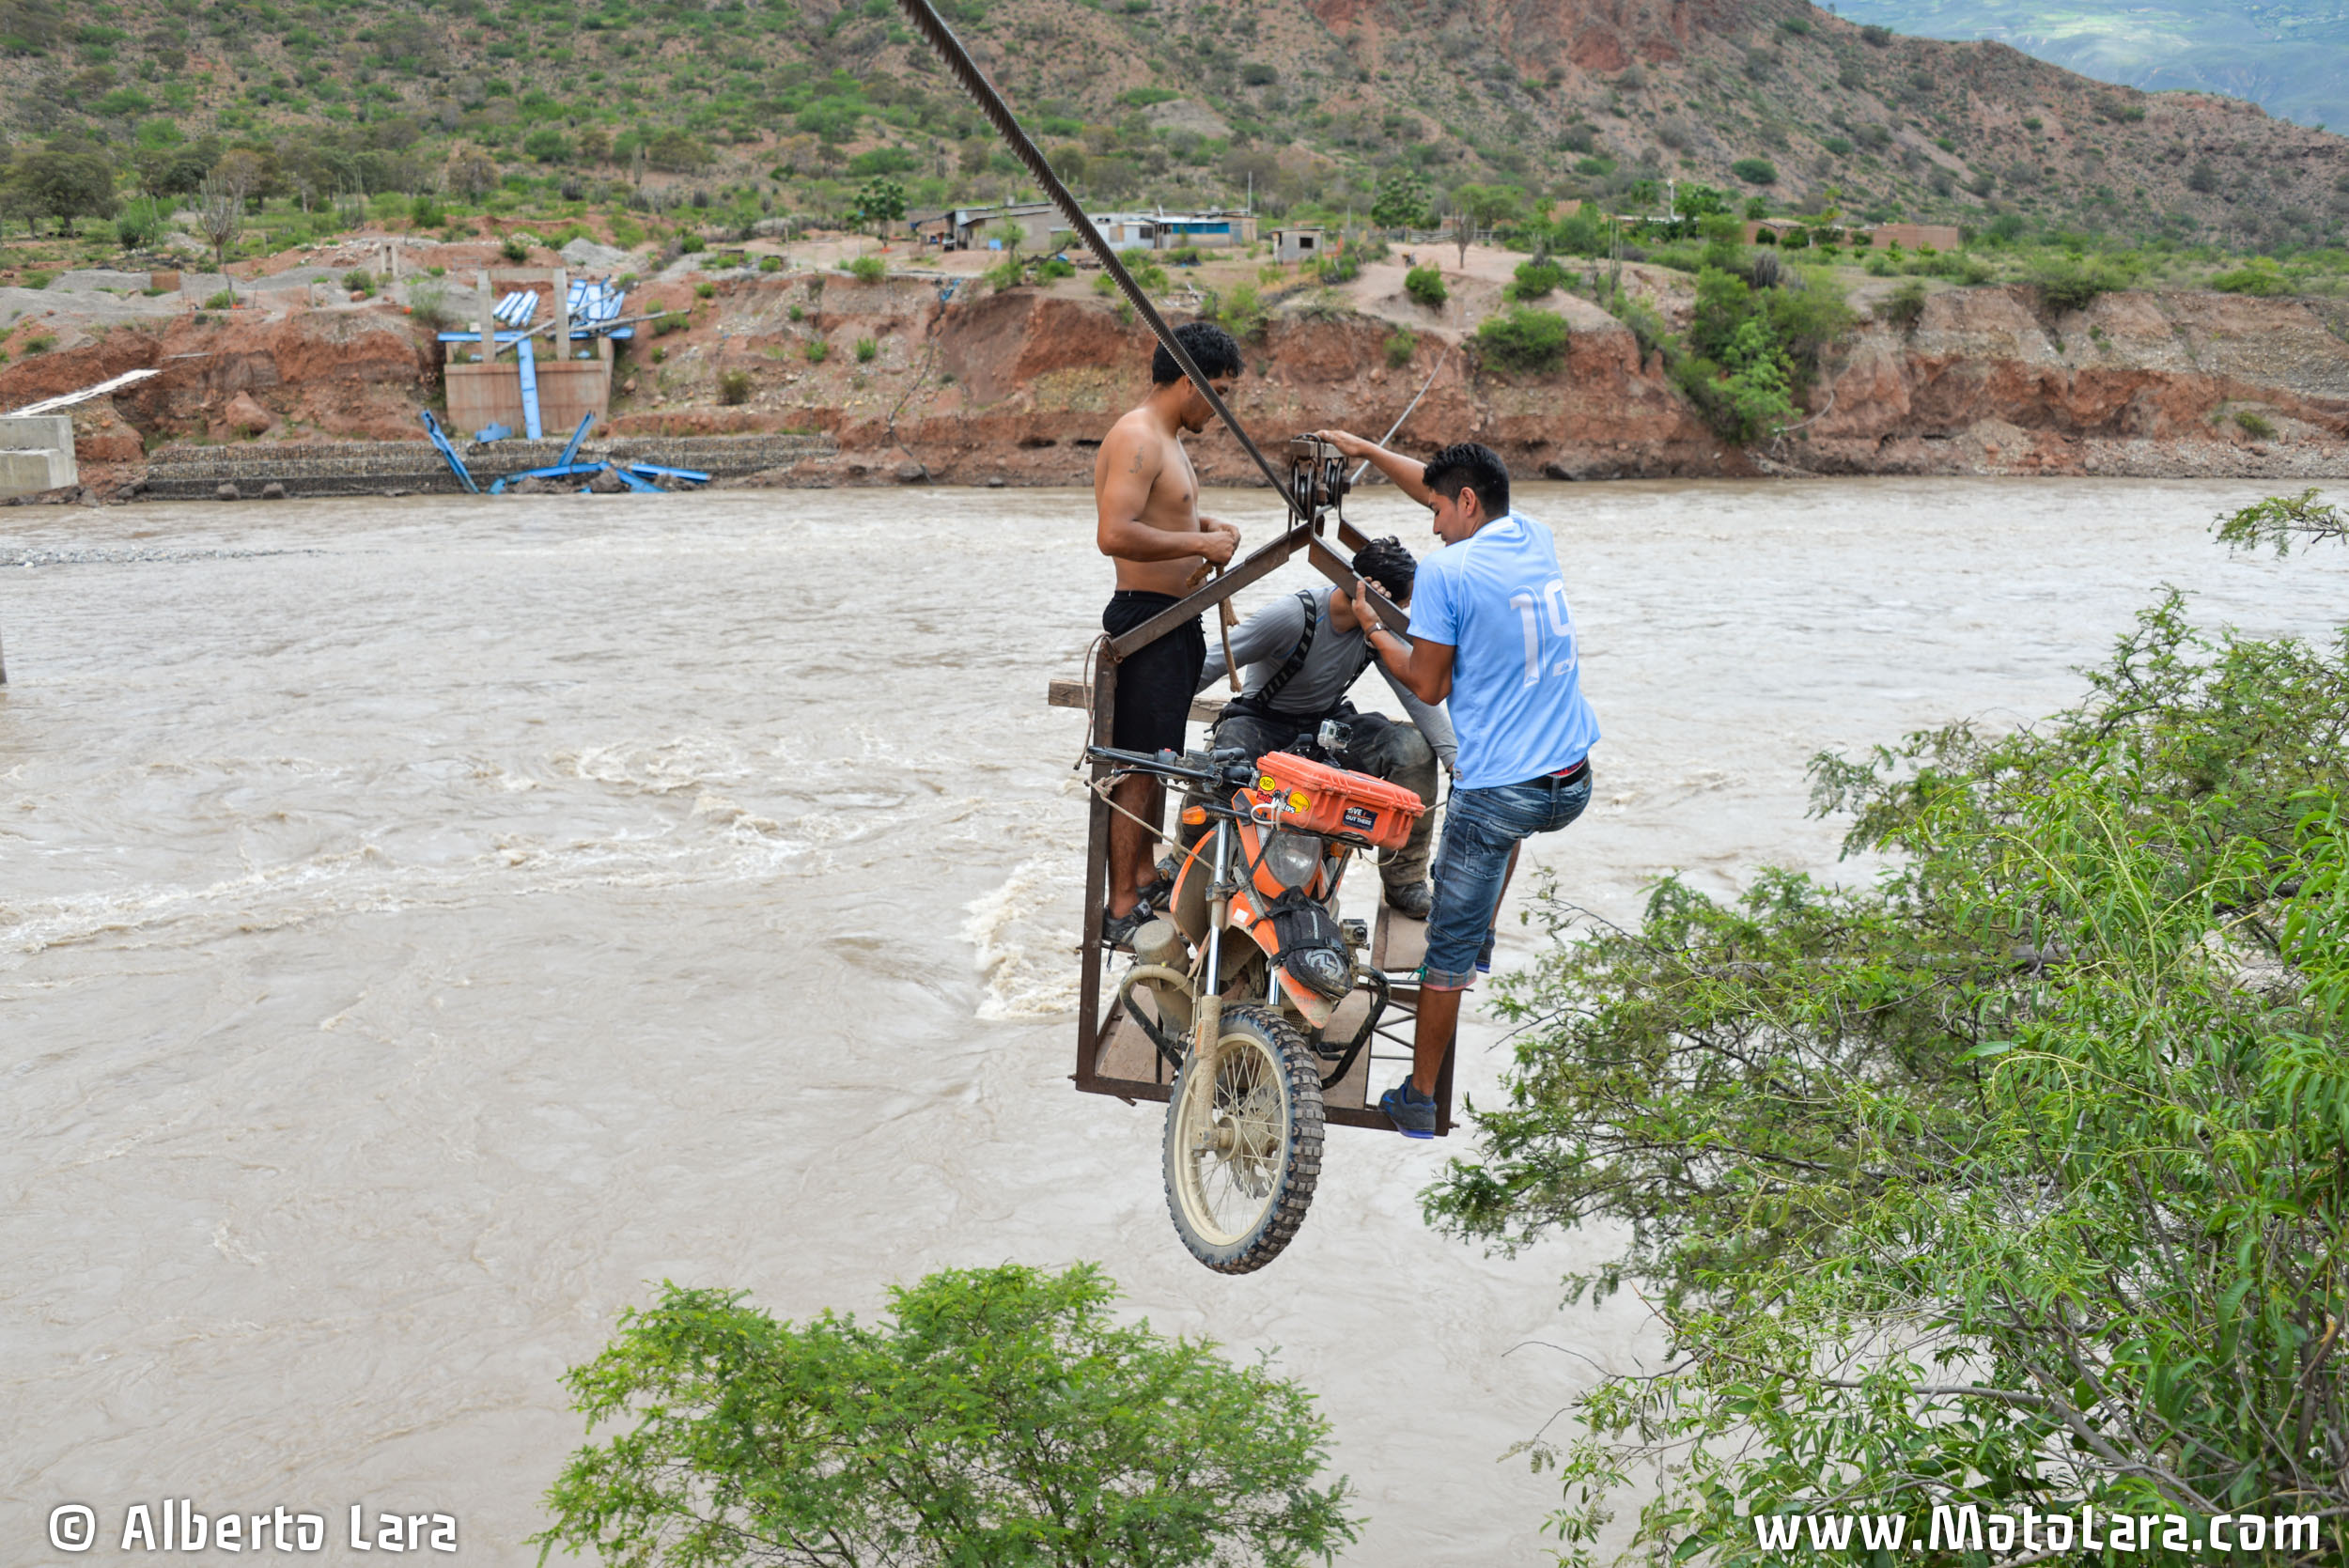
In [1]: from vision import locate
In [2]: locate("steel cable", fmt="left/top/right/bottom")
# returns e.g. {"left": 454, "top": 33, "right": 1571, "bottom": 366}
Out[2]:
{"left": 892, "top": 0, "right": 1306, "bottom": 521}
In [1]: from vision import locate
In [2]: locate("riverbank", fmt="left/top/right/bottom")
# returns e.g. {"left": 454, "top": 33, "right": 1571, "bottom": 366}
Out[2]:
{"left": 6, "top": 236, "right": 2348, "bottom": 502}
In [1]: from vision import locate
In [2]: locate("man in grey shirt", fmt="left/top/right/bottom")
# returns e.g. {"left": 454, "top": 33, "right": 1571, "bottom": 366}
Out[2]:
{"left": 1194, "top": 536, "right": 1451, "bottom": 916}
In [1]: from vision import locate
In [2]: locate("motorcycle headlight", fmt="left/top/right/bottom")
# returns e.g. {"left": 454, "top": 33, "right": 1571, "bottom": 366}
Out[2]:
{"left": 1262, "top": 829, "right": 1321, "bottom": 890}
{"left": 1285, "top": 945, "right": 1354, "bottom": 1001}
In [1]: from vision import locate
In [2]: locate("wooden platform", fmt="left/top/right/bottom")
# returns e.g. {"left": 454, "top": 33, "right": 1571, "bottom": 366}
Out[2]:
{"left": 1048, "top": 677, "right": 1224, "bottom": 725}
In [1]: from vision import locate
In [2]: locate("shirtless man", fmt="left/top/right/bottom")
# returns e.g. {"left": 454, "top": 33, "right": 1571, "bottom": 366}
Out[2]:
{"left": 1091, "top": 319, "right": 1246, "bottom": 947}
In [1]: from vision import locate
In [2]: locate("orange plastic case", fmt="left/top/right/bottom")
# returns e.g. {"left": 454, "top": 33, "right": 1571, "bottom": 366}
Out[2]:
{"left": 1249, "top": 751, "right": 1426, "bottom": 853}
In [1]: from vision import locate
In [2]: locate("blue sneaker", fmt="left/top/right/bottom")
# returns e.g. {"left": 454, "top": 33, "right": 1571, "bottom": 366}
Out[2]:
{"left": 1378, "top": 1077, "right": 1437, "bottom": 1138}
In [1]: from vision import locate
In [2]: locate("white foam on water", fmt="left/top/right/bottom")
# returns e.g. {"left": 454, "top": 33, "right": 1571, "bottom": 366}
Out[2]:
{"left": 961, "top": 853, "right": 1083, "bottom": 1020}
{"left": 555, "top": 736, "right": 754, "bottom": 796}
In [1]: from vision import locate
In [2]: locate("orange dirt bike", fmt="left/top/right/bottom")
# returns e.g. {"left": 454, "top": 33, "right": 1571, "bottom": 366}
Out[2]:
{"left": 1087, "top": 732, "right": 1426, "bottom": 1273}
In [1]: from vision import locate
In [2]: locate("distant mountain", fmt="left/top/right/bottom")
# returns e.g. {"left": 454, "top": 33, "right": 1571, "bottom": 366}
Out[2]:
{"left": 1829, "top": 0, "right": 2349, "bottom": 130}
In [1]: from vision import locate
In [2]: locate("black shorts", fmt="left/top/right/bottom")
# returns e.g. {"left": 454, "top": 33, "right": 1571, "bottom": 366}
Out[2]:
{"left": 1103, "top": 591, "right": 1206, "bottom": 755}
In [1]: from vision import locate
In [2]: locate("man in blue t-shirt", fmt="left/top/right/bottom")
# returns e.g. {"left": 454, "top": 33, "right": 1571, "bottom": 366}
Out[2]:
{"left": 1315, "top": 432, "right": 1600, "bottom": 1137}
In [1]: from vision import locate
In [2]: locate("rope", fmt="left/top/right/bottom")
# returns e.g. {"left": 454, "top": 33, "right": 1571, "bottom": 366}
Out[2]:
{"left": 1348, "top": 341, "right": 1452, "bottom": 487}
{"left": 1069, "top": 631, "right": 1112, "bottom": 769}
{"left": 884, "top": 301, "right": 944, "bottom": 482}
{"left": 892, "top": 0, "right": 1307, "bottom": 522}
{"left": 1087, "top": 772, "right": 1180, "bottom": 848}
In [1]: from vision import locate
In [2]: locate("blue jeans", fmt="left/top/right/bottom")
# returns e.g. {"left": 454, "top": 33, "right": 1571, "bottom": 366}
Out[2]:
{"left": 1422, "top": 768, "right": 1593, "bottom": 989}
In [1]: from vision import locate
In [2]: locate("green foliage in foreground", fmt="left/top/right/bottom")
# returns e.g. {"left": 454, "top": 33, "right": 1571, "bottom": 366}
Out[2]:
{"left": 533, "top": 1263, "right": 1358, "bottom": 1568}
{"left": 1427, "top": 548, "right": 2349, "bottom": 1564}
{"left": 1404, "top": 264, "right": 1448, "bottom": 307}
{"left": 2216, "top": 488, "right": 2349, "bottom": 557}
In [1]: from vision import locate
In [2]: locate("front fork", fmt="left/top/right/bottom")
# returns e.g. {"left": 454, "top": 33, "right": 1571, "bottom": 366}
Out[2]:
{"left": 1194, "top": 816, "right": 1232, "bottom": 1057}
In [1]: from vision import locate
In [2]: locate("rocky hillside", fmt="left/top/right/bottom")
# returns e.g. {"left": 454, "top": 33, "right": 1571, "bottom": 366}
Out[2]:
{"left": 2, "top": 0, "right": 2344, "bottom": 249}
{"left": 8, "top": 239, "right": 2347, "bottom": 495}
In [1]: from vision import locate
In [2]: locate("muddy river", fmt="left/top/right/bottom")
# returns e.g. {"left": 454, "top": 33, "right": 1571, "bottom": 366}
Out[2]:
{"left": 3, "top": 479, "right": 2339, "bottom": 1564}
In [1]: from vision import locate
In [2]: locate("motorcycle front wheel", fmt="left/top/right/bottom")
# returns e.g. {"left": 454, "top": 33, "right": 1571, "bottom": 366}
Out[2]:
{"left": 1162, "top": 1005, "right": 1325, "bottom": 1274}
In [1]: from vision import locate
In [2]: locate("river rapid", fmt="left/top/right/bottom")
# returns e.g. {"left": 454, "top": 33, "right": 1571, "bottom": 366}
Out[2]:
{"left": 3, "top": 480, "right": 2339, "bottom": 1565}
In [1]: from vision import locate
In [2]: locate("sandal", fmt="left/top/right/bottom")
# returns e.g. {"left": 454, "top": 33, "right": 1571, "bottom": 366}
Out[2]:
{"left": 1101, "top": 903, "right": 1154, "bottom": 952}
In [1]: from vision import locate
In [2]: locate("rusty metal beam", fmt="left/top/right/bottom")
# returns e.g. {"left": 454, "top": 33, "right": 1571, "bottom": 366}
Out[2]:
{"left": 1105, "top": 520, "right": 1309, "bottom": 660}
{"left": 1073, "top": 643, "right": 1116, "bottom": 1089}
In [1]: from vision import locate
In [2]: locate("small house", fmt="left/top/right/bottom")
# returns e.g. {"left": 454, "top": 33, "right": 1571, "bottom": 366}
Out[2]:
{"left": 1268, "top": 226, "right": 1325, "bottom": 264}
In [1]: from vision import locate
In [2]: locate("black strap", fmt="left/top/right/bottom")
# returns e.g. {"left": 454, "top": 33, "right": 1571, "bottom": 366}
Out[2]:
{"left": 1247, "top": 589, "right": 1323, "bottom": 711}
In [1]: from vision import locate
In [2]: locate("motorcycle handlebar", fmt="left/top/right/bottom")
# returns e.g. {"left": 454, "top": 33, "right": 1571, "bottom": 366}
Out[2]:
{"left": 1085, "top": 745, "right": 1261, "bottom": 795}
{"left": 1085, "top": 744, "right": 1214, "bottom": 782}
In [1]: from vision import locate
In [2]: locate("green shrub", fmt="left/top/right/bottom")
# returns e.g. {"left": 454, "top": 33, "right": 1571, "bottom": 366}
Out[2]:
{"left": 1914, "top": 251, "right": 1993, "bottom": 286}
{"left": 1505, "top": 258, "right": 1566, "bottom": 302}
{"left": 23, "top": 270, "right": 54, "bottom": 289}
{"left": 1214, "top": 282, "right": 1266, "bottom": 338}
{"left": 500, "top": 234, "right": 530, "bottom": 263}
{"left": 22, "top": 333, "right": 54, "bottom": 354}
{"left": 1384, "top": 328, "right": 1417, "bottom": 368}
{"left": 677, "top": 233, "right": 707, "bottom": 255}
{"left": 1403, "top": 264, "right": 1447, "bottom": 307}
{"left": 2033, "top": 254, "right": 2133, "bottom": 313}
{"left": 847, "top": 255, "right": 886, "bottom": 283}
{"left": 1730, "top": 157, "right": 1779, "bottom": 185}
{"left": 407, "top": 284, "right": 456, "bottom": 331}
{"left": 411, "top": 196, "right": 444, "bottom": 229}
{"left": 1091, "top": 272, "right": 1117, "bottom": 299}
{"left": 1423, "top": 596, "right": 2349, "bottom": 1565}
{"left": 1552, "top": 210, "right": 1610, "bottom": 257}
{"left": 1312, "top": 252, "right": 1361, "bottom": 285}
{"left": 1037, "top": 256, "right": 1076, "bottom": 281}
{"left": 529, "top": 1264, "right": 1358, "bottom": 1568}
{"left": 112, "top": 208, "right": 158, "bottom": 251}
{"left": 2234, "top": 409, "right": 2278, "bottom": 439}
{"left": 717, "top": 367, "right": 753, "bottom": 405}
{"left": 802, "top": 338, "right": 829, "bottom": 363}
{"left": 2211, "top": 263, "right": 2289, "bottom": 298}
{"left": 1130, "top": 261, "right": 1169, "bottom": 292}
{"left": 759, "top": 255, "right": 784, "bottom": 273}
{"left": 694, "top": 281, "right": 716, "bottom": 299}
{"left": 204, "top": 289, "right": 234, "bottom": 309}
{"left": 1475, "top": 305, "right": 1570, "bottom": 373}
{"left": 1820, "top": 135, "right": 1853, "bottom": 157}
{"left": 788, "top": 303, "right": 805, "bottom": 321}
{"left": 1166, "top": 245, "right": 1203, "bottom": 267}
{"left": 651, "top": 310, "right": 689, "bottom": 336}
{"left": 854, "top": 335, "right": 878, "bottom": 363}
{"left": 343, "top": 269, "right": 375, "bottom": 295}
{"left": 1875, "top": 278, "right": 1929, "bottom": 330}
